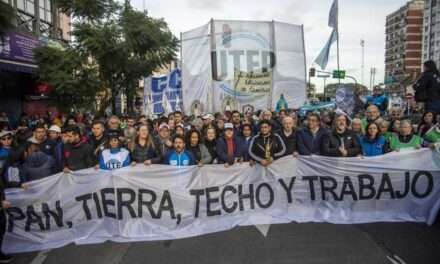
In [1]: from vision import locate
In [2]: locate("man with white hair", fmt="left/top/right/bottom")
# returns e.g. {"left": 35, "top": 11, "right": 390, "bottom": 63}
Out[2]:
{"left": 279, "top": 116, "right": 297, "bottom": 157}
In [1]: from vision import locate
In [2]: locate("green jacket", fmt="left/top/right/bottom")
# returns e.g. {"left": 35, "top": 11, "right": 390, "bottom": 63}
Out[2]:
{"left": 389, "top": 134, "right": 423, "bottom": 151}
{"left": 424, "top": 126, "right": 440, "bottom": 143}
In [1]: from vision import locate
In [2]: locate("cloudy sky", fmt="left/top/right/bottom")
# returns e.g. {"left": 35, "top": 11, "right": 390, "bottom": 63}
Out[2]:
{"left": 131, "top": 0, "right": 411, "bottom": 92}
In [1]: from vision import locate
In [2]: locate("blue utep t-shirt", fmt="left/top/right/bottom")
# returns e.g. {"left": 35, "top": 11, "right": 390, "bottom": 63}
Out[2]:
{"left": 164, "top": 150, "right": 195, "bottom": 166}
{"left": 99, "top": 148, "right": 131, "bottom": 170}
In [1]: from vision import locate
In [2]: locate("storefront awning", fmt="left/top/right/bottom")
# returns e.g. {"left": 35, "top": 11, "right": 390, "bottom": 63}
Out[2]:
{"left": 0, "top": 59, "right": 38, "bottom": 73}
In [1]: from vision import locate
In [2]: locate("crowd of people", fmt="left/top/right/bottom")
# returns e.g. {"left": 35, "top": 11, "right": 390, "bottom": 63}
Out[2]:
{"left": 0, "top": 60, "right": 439, "bottom": 262}
{"left": 0, "top": 103, "right": 439, "bottom": 186}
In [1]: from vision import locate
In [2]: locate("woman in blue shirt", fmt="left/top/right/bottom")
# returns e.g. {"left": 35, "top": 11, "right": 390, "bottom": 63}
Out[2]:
{"left": 98, "top": 130, "right": 131, "bottom": 170}
{"left": 360, "top": 122, "right": 388, "bottom": 157}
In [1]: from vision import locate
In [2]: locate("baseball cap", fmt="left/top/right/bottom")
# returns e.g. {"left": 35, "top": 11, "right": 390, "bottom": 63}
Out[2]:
{"left": 202, "top": 114, "right": 214, "bottom": 120}
{"left": 0, "top": 131, "right": 13, "bottom": 138}
{"left": 159, "top": 123, "right": 170, "bottom": 130}
{"left": 48, "top": 125, "right": 61, "bottom": 133}
{"left": 224, "top": 123, "right": 234, "bottom": 130}
{"left": 27, "top": 137, "right": 40, "bottom": 144}
{"left": 107, "top": 129, "right": 121, "bottom": 139}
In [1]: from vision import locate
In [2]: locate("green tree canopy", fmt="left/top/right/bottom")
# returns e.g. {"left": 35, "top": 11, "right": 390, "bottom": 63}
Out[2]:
{"left": 35, "top": 1, "right": 178, "bottom": 113}
{"left": 0, "top": 2, "right": 15, "bottom": 39}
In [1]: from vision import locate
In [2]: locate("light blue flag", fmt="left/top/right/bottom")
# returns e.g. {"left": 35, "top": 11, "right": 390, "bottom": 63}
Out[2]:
{"left": 314, "top": 29, "right": 337, "bottom": 70}
{"left": 328, "top": 0, "right": 338, "bottom": 29}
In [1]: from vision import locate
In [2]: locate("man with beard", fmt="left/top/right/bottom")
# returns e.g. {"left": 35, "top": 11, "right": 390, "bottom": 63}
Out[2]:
{"left": 249, "top": 120, "right": 286, "bottom": 167}
{"left": 321, "top": 114, "right": 362, "bottom": 157}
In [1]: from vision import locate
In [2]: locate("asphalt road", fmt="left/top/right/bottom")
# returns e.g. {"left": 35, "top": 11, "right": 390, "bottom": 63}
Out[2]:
{"left": 10, "top": 222, "right": 440, "bottom": 264}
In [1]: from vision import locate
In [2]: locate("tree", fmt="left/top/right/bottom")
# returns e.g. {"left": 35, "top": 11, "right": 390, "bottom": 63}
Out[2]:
{"left": 34, "top": 46, "right": 103, "bottom": 112}
{"left": 35, "top": 1, "right": 178, "bottom": 114}
{"left": 0, "top": 2, "right": 15, "bottom": 39}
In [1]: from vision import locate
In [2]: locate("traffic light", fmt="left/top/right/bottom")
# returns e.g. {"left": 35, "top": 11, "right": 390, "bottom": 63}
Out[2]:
{"left": 309, "top": 68, "right": 316, "bottom": 77}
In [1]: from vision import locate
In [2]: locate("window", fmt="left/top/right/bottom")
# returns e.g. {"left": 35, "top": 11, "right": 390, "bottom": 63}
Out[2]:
{"left": 16, "top": 0, "right": 25, "bottom": 10}
{"left": 26, "top": 0, "right": 34, "bottom": 15}
{"left": 16, "top": 0, "right": 35, "bottom": 15}
{"left": 40, "top": 0, "right": 52, "bottom": 23}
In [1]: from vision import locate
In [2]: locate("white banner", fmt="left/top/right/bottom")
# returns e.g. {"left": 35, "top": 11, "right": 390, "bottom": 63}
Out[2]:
{"left": 4, "top": 149, "right": 440, "bottom": 253}
{"left": 182, "top": 20, "right": 306, "bottom": 114}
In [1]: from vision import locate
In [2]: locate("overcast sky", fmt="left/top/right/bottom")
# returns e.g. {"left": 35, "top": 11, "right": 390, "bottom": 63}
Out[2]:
{"left": 131, "top": 0, "right": 411, "bottom": 92}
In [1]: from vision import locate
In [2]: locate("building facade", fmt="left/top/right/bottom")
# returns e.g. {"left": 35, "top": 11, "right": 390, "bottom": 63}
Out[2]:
{"left": 422, "top": 0, "right": 440, "bottom": 67}
{"left": 0, "top": 0, "right": 71, "bottom": 126}
{"left": 385, "top": 0, "right": 424, "bottom": 93}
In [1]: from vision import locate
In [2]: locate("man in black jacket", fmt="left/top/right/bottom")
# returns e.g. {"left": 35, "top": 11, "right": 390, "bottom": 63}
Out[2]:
{"left": 321, "top": 114, "right": 362, "bottom": 157}
{"left": 63, "top": 126, "right": 94, "bottom": 172}
{"left": 279, "top": 116, "right": 297, "bottom": 157}
{"left": 249, "top": 120, "right": 286, "bottom": 166}
{"left": 89, "top": 120, "right": 107, "bottom": 164}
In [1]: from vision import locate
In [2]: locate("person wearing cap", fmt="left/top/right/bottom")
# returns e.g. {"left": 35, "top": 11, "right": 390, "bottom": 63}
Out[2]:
{"left": 47, "top": 125, "right": 64, "bottom": 172}
{"left": 321, "top": 114, "right": 362, "bottom": 157}
{"left": 154, "top": 123, "right": 173, "bottom": 160}
{"left": 174, "top": 124, "right": 185, "bottom": 137}
{"left": 216, "top": 123, "right": 245, "bottom": 166}
{"left": 163, "top": 135, "right": 195, "bottom": 166}
{"left": 201, "top": 114, "right": 215, "bottom": 136}
{"left": 98, "top": 130, "right": 131, "bottom": 170}
{"left": 63, "top": 126, "right": 94, "bottom": 172}
{"left": 129, "top": 124, "right": 161, "bottom": 166}
{"left": 249, "top": 120, "right": 286, "bottom": 166}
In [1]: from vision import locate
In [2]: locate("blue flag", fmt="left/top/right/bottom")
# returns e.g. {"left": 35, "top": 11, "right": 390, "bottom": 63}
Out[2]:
{"left": 314, "top": 29, "right": 337, "bottom": 70}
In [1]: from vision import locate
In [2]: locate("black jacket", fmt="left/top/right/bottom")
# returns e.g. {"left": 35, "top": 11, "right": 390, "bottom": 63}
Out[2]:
{"left": 248, "top": 133, "right": 286, "bottom": 162}
{"left": 321, "top": 130, "right": 362, "bottom": 157}
{"left": 413, "top": 71, "right": 440, "bottom": 102}
{"left": 131, "top": 142, "right": 161, "bottom": 164}
{"left": 279, "top": 130, "right": 297, "bottom": 156}
{"left": 63, "top": 139, "right": 94, "bottom": 171}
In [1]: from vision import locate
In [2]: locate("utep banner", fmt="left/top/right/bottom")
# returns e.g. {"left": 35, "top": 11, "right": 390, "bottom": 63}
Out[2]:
{"left": 4, "top": 149, "right": 440, "bottom": 253}
{"left": 182, "top": 20, "right": 306, "bottom": 114}
{"left": 143, "top": 68, "right": 182, "bottom": 115}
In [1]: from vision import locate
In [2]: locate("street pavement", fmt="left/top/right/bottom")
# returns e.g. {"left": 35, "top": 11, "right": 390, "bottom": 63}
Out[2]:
{"left": 10, "top": 222, "right": 440, "bottom": 264}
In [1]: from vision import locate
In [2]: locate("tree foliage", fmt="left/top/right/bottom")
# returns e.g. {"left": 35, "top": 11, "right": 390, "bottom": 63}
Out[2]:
{"left": 34, "top": 46, "right": 103, "bottom": 112}
{"left": 0, "top": 2, "right": 15, "bottom": 39}
{"left": 56, "top": 0, "right": 119, "bottom": 21}
{"left": 36, "top": 1, "right": 178, "bottom": 113}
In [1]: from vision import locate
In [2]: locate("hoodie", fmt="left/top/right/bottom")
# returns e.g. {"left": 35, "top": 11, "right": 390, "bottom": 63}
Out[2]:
{"left": 21, "top": 151, "right": 56, "bottom": 182}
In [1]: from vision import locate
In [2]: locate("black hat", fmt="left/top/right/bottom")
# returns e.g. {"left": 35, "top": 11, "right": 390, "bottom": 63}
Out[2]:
{"left": 107, "top": 129, "right": 121, "bottom": 139}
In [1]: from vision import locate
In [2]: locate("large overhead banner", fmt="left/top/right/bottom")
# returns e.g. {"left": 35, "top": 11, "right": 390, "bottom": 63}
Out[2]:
{"left": 181, "top": 20, "right": 306, "bottom": 114}
{"left": 3, "top": 150, "right": 440, "bottom": 253}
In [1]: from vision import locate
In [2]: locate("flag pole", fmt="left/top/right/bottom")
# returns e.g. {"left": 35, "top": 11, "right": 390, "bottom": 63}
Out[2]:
{"left": 336, "top": 0, "right": 340, "bottom": 85}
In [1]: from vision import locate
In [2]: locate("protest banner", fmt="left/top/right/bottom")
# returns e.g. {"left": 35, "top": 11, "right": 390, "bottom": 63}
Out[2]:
{"left": 181, "top": 20, "right": 306, "bottom": 113}
{"left": 3, "top": 149, "right": 440, "bottom": 253}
